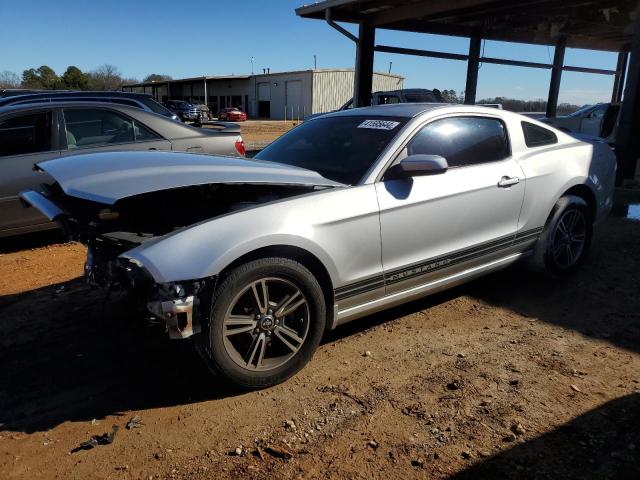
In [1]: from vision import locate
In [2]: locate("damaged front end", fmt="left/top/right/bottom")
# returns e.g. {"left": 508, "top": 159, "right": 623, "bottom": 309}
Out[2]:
{"left": 85, "top": 232, "right": 211, "bottom": 339}
{"left": 21, "top": 179, "right": 323, "bottom": 340}
{"left": 20, "top": 152, "right": 342, "bottom": 340}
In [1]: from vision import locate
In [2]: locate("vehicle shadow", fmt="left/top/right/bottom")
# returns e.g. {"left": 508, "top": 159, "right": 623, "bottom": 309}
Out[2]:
{"left": 1, "top": 215, "right": 637, "bottom": 434}
{"left": 451, "top": 392, "right": 640, "bottom": 480}
{"left": 0, "top": 279, "right": 243, "bottom": 434}
{"left": 0, "top": 273, "right": 463, "bottom": 434}
{"left": 463, "top": 214, "right": 640, "bottom": 356}
{"left": 0, "top": 229, "right": 66, "bottom": 254}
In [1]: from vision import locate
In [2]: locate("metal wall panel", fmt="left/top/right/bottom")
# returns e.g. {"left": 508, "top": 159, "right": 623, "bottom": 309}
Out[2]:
{"left": 311, "top": 70, "right": 404, "bottom": 114}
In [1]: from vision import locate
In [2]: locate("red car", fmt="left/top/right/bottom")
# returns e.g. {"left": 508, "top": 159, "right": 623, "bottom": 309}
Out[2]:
{"left": 218, "top": 107, "right": 247, "bottom": 122}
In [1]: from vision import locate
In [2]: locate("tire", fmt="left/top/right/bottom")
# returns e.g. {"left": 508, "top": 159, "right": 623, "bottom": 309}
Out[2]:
{"left": 196, "top": 257, "right": 326, "bottom": 388}
{"left": 530, "top": 195, "right": 592, "bottom": 275}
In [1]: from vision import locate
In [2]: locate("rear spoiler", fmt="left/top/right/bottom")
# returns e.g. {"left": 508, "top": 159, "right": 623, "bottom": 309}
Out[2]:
{"left": 199, "top": 120, "right": 241, "bottom": 134}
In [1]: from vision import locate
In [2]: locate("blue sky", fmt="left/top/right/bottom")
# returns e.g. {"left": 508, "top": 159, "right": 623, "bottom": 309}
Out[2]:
{"left": 1, "top": 0, "right": 618, "bottom": 105}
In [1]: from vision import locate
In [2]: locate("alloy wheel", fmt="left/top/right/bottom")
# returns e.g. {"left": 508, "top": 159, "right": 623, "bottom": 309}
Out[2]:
{"left": 551, "top": 208, "right": 587, "bottom": 268}
{"left": 222, "top": 277, "right": 310, "bottom": 371}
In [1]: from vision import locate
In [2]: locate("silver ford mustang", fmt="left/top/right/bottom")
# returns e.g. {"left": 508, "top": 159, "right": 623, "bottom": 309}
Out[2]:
{"left": 20, "top": 104, "right": 616, "bottom": 388}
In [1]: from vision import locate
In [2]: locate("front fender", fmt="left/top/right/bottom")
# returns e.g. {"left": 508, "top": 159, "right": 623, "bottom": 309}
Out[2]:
{"left": 123, "top": 226, "right": 339, "bottom": 286}
{"left": 121, "top": 184, "right": 382, "bottom": 290}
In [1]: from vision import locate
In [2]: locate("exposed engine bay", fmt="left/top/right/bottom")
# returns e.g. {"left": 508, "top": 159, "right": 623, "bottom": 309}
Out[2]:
{"left": 29, "top": 182, "right": 323, "bottom": 338}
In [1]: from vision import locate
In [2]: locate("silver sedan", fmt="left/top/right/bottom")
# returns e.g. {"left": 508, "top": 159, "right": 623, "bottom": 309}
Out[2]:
{"left": 21, "top": 104, "right": 616, "bottom": 388}
{"left": 0, "top": 101, "right": 244, "bottom": 236}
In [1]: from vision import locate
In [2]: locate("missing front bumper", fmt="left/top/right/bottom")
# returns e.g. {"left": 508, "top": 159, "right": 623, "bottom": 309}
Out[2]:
{"left": 147, "top": 295, "right": 201, "bottom": 339}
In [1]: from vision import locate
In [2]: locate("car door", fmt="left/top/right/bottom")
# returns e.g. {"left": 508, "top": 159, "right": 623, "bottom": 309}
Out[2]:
{"left": 376, "top": 115, "right": 525, "bottom": 295}
{"left": 0, "top": 108, "right": 61, "bottom": 234}
{"left": 60, "top": 107, "right": 171, "bottom": 154}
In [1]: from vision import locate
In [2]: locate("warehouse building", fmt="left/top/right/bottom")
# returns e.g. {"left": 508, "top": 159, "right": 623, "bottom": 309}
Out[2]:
{"left": 122, "top": 68, "right": 404, "bottom": 120}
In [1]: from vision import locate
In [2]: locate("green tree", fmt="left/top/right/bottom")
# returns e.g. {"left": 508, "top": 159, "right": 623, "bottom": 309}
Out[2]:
{"left": 143, "top": 73, "right": 172, "bottom": 83}
{"left": 61, "top": 66, "right": 89, "bottom": 90}
{"left": 440, "top": 89, "right": 461, "bottom": 103}
{"left": 21, "top": 65, "right": 61, "bottom": 89}
{"left": 37, "top": 65, "right": 60, "bottom": 89}
{"left": 22, "top": 68, "right": 43, "bottom": 88}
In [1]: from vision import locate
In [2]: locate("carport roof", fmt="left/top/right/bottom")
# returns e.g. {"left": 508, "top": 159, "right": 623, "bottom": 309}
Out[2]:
{"left": 123, "top": 74, "right": 251, "bottom": 88}
{"left": 296, "top": 0, "right": 638, "bottom": 52}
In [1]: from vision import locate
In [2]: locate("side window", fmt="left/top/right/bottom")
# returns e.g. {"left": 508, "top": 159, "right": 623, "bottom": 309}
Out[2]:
{"left": 0, "top": 112, "right": 53, "bottom": 157}
{"left": 133, "top": 121, "right": 160, "bottom": 141}
{"left": 590, "top": 105, "right": 607, "bottom": 119}
{"left": 63, "top": 108, "right": 135, "bottom": 149}
{"left": 521, "top": 121, "right": 558, "bottom": 148}
{"left": 406, "top": 116, "right": 510, "bottom": 168}
{"left": 377, "top": 95, "right": 401, "bottom": 105}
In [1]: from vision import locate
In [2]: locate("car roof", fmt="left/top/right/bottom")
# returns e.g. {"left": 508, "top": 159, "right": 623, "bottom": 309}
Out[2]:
{"left": 326, "top": 103, "right": 450, "bottom": 118}
{"left": 1, "top": 90, "right": 153, "bottom": 99}
{"left": 0, "top": 90, "right": 155, "bottom": 107}
{"left": 321, "top": 103, "right": 535, "bottom": 120}
{"left": 0, "top": 100, "right": 150, "bottom": 115}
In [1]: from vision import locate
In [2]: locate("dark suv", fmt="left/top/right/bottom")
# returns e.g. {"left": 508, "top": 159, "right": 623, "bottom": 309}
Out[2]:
{"left": 163, "top": 100, "right": 209, "bottom": 123}
{"left": 0, "top": 91, "right": 179, "bottom": 121}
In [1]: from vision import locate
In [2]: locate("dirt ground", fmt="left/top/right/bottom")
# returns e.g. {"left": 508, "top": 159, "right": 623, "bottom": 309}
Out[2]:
{"left": 211, "top": 120, "right": 298, "bottom": 151}
{"left": 1, "top": 185, "right": 640, "bottom": 479}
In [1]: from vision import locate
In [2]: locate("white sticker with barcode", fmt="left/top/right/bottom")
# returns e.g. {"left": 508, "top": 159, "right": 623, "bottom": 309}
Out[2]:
{"left": 357, "top": 119, "right": 400, "bottom": 130}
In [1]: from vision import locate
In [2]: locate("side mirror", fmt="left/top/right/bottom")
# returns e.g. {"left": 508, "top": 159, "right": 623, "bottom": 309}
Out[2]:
{"left": 386, "top": 154, "right": 448, "bottom": 179}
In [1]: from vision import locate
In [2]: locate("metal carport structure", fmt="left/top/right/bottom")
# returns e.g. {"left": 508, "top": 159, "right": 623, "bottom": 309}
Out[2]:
{"left": 296, "top": 0, "right": 640, "bottom": 181}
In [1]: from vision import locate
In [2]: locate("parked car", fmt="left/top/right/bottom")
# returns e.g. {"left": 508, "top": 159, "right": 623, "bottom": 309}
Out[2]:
{"left": 540, "top": 103, "right": 620, "bottom": 144}
{"left": 304, "top": 88, "right": 445, "bottom": 121}
{"left": 163, "top": 100, "right": 209, "bottom": 123}
{"left": 0, "top": 91, "right": 179, "bottom": 122}
{"left": 20, "top": 104, "right": 616, "bottom": 388}
{"left": 0, "top": 101, "right": 245, "bottom": 237}
{"left": 190, "top": 102, "right": 211, "bottom": 121}
{"left": 218, "top": 107, "right": 247, "bottom": 122}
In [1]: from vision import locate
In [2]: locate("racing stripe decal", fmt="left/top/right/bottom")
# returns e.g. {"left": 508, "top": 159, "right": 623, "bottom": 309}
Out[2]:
{"left": 334, "top": 227, "right": 543, "bottom": 300}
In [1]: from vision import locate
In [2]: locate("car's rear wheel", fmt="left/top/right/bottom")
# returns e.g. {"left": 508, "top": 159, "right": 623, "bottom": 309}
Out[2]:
{"left": 197, "top": 257, "right": 326, "bottom": 388}
{"left": 531, "top": 195, "right": 592, "bottom": 275}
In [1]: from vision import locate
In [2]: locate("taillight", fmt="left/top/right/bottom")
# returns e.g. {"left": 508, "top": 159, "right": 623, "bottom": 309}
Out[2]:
{"left": 235, "top": 136, "right": 246, "bottom": 156}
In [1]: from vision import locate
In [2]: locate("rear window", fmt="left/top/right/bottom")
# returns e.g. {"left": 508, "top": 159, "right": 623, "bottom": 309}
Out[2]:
{"left": 254, "top": 116, "right": 408, "bottom": 185}
{"left": 521, "top": 121, "right": 558, "bottom": 147}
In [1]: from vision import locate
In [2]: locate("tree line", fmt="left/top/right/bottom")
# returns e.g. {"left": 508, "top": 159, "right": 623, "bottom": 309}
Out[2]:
{"left": 438, "top": 89, "right": 581, "bottom": 115}
{"left": 0, "top": 66, "right": 173, "bottom": 91}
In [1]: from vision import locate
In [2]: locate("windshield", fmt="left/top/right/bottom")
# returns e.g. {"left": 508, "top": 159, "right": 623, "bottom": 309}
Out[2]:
{"left": 140, "top": 97, "right": 177, "bottom": 117}
{"left": 568, "top": 104, "right": 594, "bottom": 117}
{"left": 254, "top": 115, "right": 408, "bottom": 185}
{"left": 404, "top": 92, "right": 438, "bottom": 102}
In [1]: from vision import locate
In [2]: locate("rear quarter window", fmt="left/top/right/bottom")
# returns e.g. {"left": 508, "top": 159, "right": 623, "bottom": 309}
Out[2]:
{"left": 521, "top": 121, "right": 558, "bottom": 147}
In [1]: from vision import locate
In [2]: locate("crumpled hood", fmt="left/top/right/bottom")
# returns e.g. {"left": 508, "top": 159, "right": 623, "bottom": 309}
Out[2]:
{"left": 35, "top": 151, "right": 344, "bottom": 205}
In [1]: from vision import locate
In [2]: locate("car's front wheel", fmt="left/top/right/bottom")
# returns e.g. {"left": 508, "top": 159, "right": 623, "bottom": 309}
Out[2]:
{"left": 197, "top": 257, "right": 326, "bottom": 388}
{"left": 531, "top": 195, "right": 592, "bottom": 275}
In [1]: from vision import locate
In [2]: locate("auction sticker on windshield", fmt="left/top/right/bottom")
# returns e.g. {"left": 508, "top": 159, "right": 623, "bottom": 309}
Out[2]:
{"left": 358, "top": 120, "right": 400, "bottom": 130}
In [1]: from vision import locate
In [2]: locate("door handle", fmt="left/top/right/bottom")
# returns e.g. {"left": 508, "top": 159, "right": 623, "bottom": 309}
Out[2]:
{"left": 497, "top": 176, "right": 520, "bottom": 188}
{"left": 148, "top": 147, "right": 157, "bottom": 150}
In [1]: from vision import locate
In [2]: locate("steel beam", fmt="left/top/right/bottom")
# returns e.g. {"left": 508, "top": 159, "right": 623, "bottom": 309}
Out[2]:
{"left": 325, "top": 8, "right": 359, "bottom": 43}
{"left": 464, "top": 35, "right": 481, "bottom": 105}
{"left": 546, "top": 37, "right": 566, "bottom": 118}
{"left": 616, "top": 10, "right": 640, "bottom": 182}
{"left": 375, "top": 44, "right": 468, "bottom": 61}
{"left": 354, "top": 21, "right": 375, "bottom": 107}
{"left": 612, "top": 51, "right": 629, "bottom": 103}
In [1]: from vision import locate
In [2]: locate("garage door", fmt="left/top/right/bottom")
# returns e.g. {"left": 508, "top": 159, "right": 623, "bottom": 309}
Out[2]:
{"left": 258, "top": 83, "right": 270, "bottom": 101}
{"left": 285, "top": 80, "right": 303, "bottom": 119}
